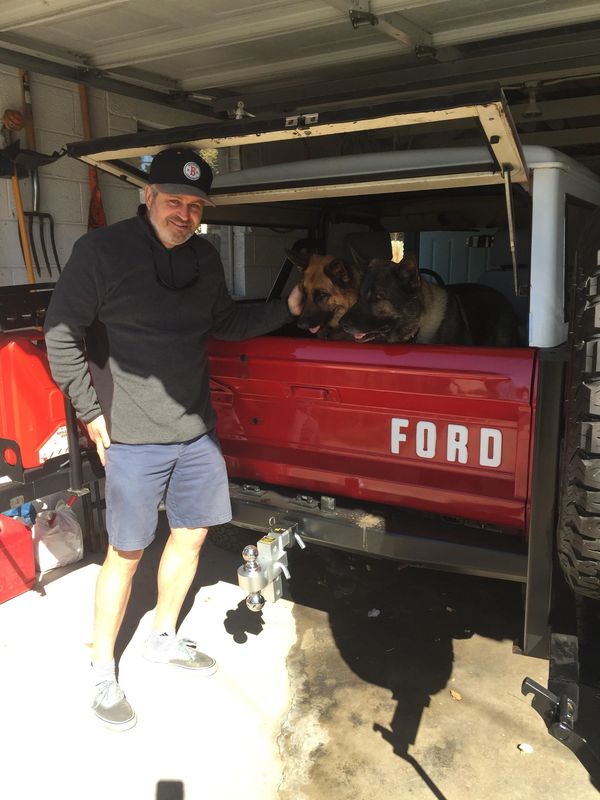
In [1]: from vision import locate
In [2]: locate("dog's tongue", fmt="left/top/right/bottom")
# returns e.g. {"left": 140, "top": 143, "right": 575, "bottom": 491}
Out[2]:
{"left": 353, "top": 332, "right": 368, "bottom": 340}
{"left": 309, "top": 326, "right": 320, "bottom": 334}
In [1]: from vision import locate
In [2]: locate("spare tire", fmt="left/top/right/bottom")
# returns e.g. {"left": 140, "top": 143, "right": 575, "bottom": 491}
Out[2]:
{"left": 557, "top": 206, "right": 600, "bottom": 598}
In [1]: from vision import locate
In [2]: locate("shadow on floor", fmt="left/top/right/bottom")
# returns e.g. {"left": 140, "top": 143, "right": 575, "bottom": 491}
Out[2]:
{"left": 156, "top": 780, "right": 185, "bottom": 800}
{"left": 284, "top": 544, "right": 524, "bottom": 798}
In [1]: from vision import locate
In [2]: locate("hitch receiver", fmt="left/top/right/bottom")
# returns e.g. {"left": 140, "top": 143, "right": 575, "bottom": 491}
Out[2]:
{"left": 237, "top": 520, "right": 305, "bottom": 612}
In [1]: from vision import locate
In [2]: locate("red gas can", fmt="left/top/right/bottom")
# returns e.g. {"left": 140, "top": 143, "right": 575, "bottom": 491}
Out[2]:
{"left": 0, "top": 514, "right": 35, "bottom": 603}
{"left": 0, "top": 331, "right": 67, "bottom": 469}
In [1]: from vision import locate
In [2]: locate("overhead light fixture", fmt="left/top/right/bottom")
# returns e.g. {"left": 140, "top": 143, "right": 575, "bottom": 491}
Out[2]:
{"left": 350, "top": 9, "right": 377, "bottom": 28}
{"left": 233, "top": 101, "right": 255, "bottom": 120}
{"left": 349, "top": 0, "right": 377, "bottom": 29}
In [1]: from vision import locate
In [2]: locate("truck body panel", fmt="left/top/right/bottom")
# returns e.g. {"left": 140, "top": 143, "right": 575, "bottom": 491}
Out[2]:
{"left": 209, "top": 337, "right": 537, "bottom": 531}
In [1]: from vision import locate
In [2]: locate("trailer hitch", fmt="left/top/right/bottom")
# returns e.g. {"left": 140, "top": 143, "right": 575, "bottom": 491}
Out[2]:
{"left": 522, "top": 634, "right": 600, "bottom": 773}
{"left": 237, "top": 520, "right": 305, "bottom": 612}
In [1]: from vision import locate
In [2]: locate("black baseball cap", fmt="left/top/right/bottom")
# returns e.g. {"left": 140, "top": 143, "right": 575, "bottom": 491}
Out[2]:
{"left": 148, "top": 147, "right": 214, "bottom": 205}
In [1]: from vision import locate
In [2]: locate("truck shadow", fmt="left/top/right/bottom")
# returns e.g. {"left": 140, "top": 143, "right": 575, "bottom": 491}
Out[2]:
{"left": 283, "top": 544, "right": 523, "bottom": 797}
{"left": 111, "top": 522, "right": 599, "bottom": 795}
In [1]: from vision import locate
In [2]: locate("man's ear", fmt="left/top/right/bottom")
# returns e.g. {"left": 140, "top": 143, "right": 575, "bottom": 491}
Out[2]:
{"left": 285, "top": 249, "right": 310, "bottom": 271}
{"left": 144, "top": 184, "right": 154, "bottom": 207}
{"left": 325, "top": 258, "right": 352, "bottom": 287}
{"left": 395, "top": 252, "right": 421, "bottom": 289}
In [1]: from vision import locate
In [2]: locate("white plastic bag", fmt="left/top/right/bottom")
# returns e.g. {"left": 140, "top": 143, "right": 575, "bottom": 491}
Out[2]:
{"left": 32, "top": 502, "right": 84, "bottom": 573}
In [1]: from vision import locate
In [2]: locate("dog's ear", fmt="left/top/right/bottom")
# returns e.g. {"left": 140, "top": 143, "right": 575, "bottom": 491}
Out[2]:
{"left": 348, "top": 246, "right": 370, "bottom": 271}
{"left": 325, "top": 258, "right": 352, "bottom": 287}
{"left": 396, "top": 252, "right": 421, "bottom": 289}
{"left": 285, "top": 249, "right": 310, "bottom": 271}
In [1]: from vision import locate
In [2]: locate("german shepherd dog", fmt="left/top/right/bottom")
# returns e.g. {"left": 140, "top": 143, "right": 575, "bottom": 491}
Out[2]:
{"left": 339, "top": 252, "right": 520, "bottom": 346}
{"left": 286, "top": 250, "right": 363, "bottom": 340}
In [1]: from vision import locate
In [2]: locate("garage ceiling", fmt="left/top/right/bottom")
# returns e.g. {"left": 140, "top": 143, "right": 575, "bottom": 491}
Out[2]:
{"left": 2, "top": 1, "right": 600, "bottom": 171}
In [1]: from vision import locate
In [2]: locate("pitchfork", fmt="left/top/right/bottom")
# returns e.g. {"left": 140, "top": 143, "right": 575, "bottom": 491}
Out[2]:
{"left": 18, "top": 70, "right": 62, "bottom": 278}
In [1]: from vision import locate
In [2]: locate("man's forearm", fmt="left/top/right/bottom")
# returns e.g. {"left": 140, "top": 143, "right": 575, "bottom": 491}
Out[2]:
{"left": 212, "top": 297, "right": 292, "bottom": 341}
{"left": 45, "top": 322, "right": 101, "bottom": 422}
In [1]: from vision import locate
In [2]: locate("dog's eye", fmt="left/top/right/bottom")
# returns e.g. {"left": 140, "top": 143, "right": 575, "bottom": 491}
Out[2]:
{"left": 373, "top": 292, "right": 387, "bottom": 302}
{"left": 314, "top": 291, "right": 330, "bottom": 302}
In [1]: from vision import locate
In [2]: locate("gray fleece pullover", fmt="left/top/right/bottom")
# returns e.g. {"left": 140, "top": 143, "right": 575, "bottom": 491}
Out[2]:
{"left": 44, "top": 208, "right": 292, "bottom": 444}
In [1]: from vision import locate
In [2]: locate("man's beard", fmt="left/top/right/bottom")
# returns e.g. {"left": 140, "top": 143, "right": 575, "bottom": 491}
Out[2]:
{"left": 148, "top": 208, "right": 194, "bottom": 247}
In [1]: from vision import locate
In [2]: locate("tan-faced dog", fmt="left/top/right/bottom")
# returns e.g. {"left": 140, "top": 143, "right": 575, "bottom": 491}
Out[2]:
{"left": 285, "top": 250, "right": 362, "bottom": 340}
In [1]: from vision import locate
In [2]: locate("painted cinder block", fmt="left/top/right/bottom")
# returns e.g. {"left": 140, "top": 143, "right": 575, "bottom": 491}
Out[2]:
{"left": 0, "top": 72, "right": 219, "bottom": 286}
{"left": 30, "top": 78, "right": 79, "bottom": 137}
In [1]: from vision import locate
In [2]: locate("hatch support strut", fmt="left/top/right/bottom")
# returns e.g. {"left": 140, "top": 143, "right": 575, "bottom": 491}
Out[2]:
{"left": 502, "top": 166, "right": 528, "bottom": 297}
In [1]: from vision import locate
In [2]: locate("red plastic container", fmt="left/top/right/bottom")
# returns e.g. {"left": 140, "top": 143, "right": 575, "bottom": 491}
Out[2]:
{"left": 0, "top": 331, "right": 68, "bottom": 469}
{"left": 0, "top": 514, "right": 35, "bottom": 603}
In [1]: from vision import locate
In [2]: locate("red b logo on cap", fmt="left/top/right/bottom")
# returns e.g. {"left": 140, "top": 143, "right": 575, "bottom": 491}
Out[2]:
{"left": 183, "top": 162, "right": 200, "bottom": 181}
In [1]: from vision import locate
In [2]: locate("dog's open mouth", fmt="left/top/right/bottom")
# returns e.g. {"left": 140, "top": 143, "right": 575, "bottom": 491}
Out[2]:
{"left": 352, "top": 330, "right": 386, "bottom": 343}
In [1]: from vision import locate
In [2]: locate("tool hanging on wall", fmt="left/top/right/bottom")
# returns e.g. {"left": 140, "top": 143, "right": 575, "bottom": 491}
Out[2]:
{"left": 78, "top": 85, "right": 107, "bottom": 231}
{"left": 2, "top": 108, "right": 35, "bottom": 285}
{"left": 18, "top": 70, "right": 62, "bottom": 278}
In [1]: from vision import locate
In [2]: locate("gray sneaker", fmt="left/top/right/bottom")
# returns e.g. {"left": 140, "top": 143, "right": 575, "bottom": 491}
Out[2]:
{"left": 143, "top": 636, "right": 217, "bottom": 674}
{"left": 92, "top": 679, "right": 137, "bottom": 731}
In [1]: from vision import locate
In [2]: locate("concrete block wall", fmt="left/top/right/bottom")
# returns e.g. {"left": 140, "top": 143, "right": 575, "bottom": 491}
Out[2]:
{"left": 0, "top": 66, "right": 208, "bottom": 286}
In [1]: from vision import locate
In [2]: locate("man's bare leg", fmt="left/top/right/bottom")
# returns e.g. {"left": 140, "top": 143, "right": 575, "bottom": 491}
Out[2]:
{"left": 152, "top": 527, "right": 208, "bottom": 633}
{"left": 91, "top": 545, "right": 143, "bottom": 730}
{"left": 144, "top": 527, "right": 216, "bottom": 673}
{"left": 92, "top": 545, "right": 144, "bottom": 663}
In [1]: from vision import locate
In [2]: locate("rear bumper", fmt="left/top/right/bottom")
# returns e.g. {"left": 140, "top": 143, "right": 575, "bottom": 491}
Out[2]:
{"left": 228, "top": 480, "right": 528, "bottom": 583}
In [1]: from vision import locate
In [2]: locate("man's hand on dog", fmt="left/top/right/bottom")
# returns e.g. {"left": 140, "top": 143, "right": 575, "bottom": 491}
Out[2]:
{"left": 287, "top": 283, "right": 304, "bottom": 317}
{"left": 86, "top": 414, "right": 111, "bottom": 466}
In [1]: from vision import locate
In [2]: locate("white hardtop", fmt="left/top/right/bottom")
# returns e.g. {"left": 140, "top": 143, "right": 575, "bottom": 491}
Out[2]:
{"left": 218, "top": 144, "right": 599, "bottom": 188}
{"left": 210, "top": 144, "right": 600, "bottom": 205}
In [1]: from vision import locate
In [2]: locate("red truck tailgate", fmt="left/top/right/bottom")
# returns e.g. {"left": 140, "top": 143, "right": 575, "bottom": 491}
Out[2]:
{"left": 209, "top": 338, "right": 537, "bottom": 530}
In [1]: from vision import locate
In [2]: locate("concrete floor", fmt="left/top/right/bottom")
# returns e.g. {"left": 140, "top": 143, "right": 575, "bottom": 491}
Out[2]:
{"left": 0, "top": 520, "right": 599, "bottom": 800}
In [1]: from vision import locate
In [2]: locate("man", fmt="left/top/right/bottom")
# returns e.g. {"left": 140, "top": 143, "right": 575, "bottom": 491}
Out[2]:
{"left": 44, "top": 147, "right": 303, "bottom": 731}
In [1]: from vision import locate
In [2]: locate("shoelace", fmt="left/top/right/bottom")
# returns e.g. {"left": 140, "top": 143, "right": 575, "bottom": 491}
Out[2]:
{"left": 175, "top": 638, "right": 198, "bottom": 656}
{"left": 94, "top": 679, "right": 124, "bottom": 708}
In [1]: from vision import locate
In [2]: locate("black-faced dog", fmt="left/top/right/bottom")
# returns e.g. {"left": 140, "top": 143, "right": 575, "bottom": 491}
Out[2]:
{"left": 286, "top": 249, "right": 363, "bottom": 340}
{"left": 339, "top": 252, "right": 520, "bottom": 346}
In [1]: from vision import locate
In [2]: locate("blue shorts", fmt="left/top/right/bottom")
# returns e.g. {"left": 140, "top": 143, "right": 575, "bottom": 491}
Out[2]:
{"left": 104, "top": 432, "right": 232, "bottom": 551}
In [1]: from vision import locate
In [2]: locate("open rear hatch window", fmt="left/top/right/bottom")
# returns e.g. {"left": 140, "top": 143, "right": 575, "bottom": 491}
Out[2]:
{"left": 66, "top": 88, "right": 529, "bottom": 202}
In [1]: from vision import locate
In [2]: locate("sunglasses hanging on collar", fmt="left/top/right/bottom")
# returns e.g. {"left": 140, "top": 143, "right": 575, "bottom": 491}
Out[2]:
{"left": 151, "top": 241, "right": 200, "bottom": 290}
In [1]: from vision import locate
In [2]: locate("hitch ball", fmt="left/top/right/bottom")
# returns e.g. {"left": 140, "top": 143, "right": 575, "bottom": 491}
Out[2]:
{"left": 240, "top": 547, "right": 266, "bottom": 610}
{"left": 242, "top": 544, "right": 259, "bottom": 562}
{"left": 246, "top": 591, "right": 266, "bottom": 612}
